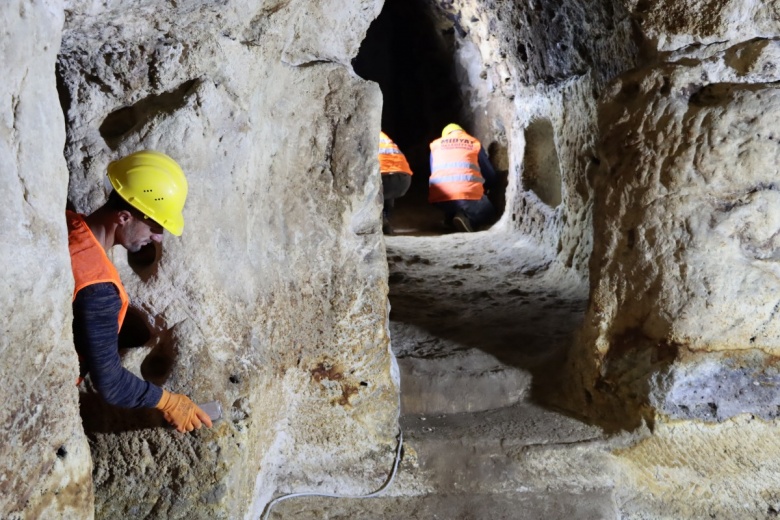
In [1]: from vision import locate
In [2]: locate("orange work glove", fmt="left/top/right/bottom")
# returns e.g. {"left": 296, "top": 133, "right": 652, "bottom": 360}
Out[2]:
{"left": 155, "top": 389, "right": 213, "bottom": 433}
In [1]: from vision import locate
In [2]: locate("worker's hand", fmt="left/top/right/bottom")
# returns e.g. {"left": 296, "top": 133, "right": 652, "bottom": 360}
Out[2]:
{"left": 155, "top": 389, "right": 213, "bottom": 433}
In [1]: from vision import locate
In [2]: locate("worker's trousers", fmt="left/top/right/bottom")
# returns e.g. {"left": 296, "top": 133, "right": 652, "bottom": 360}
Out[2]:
{"left": 434, "top": 195, "right": 496, "bottom": 229}
{"left": 381, "top": 172, "right": 412, "bottom": 217}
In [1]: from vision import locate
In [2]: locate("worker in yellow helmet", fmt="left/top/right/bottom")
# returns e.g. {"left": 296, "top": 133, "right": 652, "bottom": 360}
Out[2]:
{"left": 428, "top": 123, "right": 497, "bottom": 232}
{"left": 378, "top": 131, "right": 414, "bottom": 234}
{"left": 66, "top": 150, "right": 212, "bottom": 433}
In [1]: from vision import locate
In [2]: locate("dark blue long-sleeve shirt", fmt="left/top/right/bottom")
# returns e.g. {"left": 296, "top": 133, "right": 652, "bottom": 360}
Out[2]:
{"left": 72, "top": 283, "right": 162, "bottom": 408}
{"left": 477, "top": 148, "right": 497, "bottom": 190}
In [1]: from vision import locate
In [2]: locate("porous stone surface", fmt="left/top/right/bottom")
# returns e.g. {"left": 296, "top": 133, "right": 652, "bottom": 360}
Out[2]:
{"left": 0, "top": 1, "right": 93, "bottom": 519}
{"left": 614, "top": 415, "right": 780, "bottom": 519}
{"left": 624, "top": 0, "right": 780, "bottom": 52}
{"left": 574, "top": 37, "right": 780, "bottom": 426}
{"left": 56, "top": 1, "right": 398, "bottom": 518}
{"left": 651, "top": 350, "right": 780, "bottom": 421}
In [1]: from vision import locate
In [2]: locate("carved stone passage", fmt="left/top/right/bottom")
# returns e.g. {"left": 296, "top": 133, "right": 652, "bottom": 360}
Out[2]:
{"left": 8, "top": 0, "right": 780, "bottom": 518}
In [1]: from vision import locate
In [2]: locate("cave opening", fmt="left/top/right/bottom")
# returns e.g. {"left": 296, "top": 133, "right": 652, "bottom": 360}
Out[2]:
{"left": 353, "top": 0, "right": 502, "bottom": 235}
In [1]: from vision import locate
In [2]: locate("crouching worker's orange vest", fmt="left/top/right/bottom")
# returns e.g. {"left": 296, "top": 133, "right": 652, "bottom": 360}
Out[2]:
{"left": 428, "top": 130, "right": 484, "bottom": 203}
{"left": 379, "top": 131, "right": 413, "bottom": 176}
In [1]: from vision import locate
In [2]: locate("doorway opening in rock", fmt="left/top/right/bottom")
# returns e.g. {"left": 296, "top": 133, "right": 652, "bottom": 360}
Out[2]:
{"left": 353, "top": 0, "right": 506, "bottom": 236}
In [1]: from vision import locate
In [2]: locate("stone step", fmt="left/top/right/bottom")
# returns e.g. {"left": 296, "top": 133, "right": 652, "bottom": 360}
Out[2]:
{"left": 269, "top": 490, "right": 616, "bottom": 520}
{"left": 397, "top": 349, "right": 532, "bottom": 415}
{"left": 393, "top": 403, "right": 614, "bottom": 497}
{"left": 268, "top": 403, "right": 618, "bottom": 519}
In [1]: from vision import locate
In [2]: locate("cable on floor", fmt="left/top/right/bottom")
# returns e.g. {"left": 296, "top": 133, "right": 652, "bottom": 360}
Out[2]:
{"left": 260, "top": 430, "right": 404, "bottom": 520}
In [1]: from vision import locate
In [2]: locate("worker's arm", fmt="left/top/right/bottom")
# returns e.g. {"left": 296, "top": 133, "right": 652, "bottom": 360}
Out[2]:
{"left": 478, "top": 148, "right": 497, "bottom": 191}
{"left": 73, "top": 283, "right": 212, "bottom": 432}
{"left": 72, "top": 283, "right": 163, "bottom": 408}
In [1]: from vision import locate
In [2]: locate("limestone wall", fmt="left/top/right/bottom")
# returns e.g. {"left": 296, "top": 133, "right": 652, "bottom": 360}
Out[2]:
{"left": 0, "top": 1, "right": 94, "bottom": 518}
{"left": 573, "top": 1, "right": 780, "bottom": 427}
{"left": 625, "top": 0, "right": 780, "bottom": 51}
{"left": 4, "top": 0, "right": 400, "bottom": 518}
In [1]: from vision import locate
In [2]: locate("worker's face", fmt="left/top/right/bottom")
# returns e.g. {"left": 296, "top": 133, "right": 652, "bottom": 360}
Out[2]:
{"left": 117, "top": 211, "right": 165, "bottom": 253}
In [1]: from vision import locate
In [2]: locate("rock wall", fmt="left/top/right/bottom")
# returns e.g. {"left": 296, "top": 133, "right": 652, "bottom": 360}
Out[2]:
{"left": 573, "top": 2, "right": 780, "bottom": 428}
{"left": 0, "top": 1, "right": 94, "bottom": 519}
{"left": 3, "top": 0, "right": 401, "bottom": 518}
{"left": 626, "top": 0, "right": 780, "bottom": 51}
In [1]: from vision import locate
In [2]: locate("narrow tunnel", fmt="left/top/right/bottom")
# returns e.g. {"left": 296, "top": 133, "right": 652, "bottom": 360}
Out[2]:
{"left": 352, "top": 0, "right": 583, "bottom": 447}
{"left": 351, "top": 2, "right": 594, "bottom": 516}
{"left": 353, "top": 0, "right": 504, "bottom": 235}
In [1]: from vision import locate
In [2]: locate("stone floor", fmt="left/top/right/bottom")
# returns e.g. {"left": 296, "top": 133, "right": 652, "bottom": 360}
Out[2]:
{"left": 269, "top": 227, "right": 621, "bottom": 519}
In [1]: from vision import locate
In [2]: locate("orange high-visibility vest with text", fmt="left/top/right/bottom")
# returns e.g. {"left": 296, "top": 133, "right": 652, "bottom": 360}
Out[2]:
{"left": 66, "top": 210, "right": 129, "bottom": 329}
{"left": 428, "top": 130, "right": 484, "bottom": 203}
{"left": 379, "top": 131, "right": 413, "bottom": 176}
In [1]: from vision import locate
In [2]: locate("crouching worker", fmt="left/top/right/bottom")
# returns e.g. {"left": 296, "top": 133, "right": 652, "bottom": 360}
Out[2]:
{"left": 379, "top": 131, "right": 414, "bottom": 234}
{"left": 428, "top": 123, "right": 497, "bottom": 232}
{"left": 67, "top": 150, "right": 212, "bottom": 433}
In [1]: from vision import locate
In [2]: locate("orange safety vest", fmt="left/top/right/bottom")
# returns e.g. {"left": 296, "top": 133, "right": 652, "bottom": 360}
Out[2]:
{"left": 66, "top": 210, "right": 129, "bottom": 329}
{"left": 379, "top": 131, "right": 413, "bottom": 176}
{"left": 428, "top": 130, "right": 484, "bottom": 203}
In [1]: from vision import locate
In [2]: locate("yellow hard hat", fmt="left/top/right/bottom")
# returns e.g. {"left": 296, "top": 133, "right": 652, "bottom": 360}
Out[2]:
{"left": 107, "top": 150, "right": 188, "bottom": 236}
{"left": 442, "top": 123, "right": 463, "bottom": 137}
